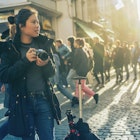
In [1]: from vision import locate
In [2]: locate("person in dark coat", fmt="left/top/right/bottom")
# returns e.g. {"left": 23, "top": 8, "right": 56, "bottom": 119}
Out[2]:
{"left": 104, "top": 44, "right": 112, "bottom": 82}
{"left": 131, "top": 41, "right": 140, "bottom": 80}
{"left": 92, "top": 37, "right": 105, "bottom": 87}
{"left": 112, "top": 40, "right": 124, "bottom": 84}
{"left": 73, "top": 38, "right": 98, "bottom": 104}
{"left": 67, "top": 36, "right": 76, "bottom": 71}
{"left": 122, "top": 41, "right": 130, "bottom": 80}
{"left": 0, "top": 7, "right": 57, "bottom": 140}
{"left": 66, "top": 36, "right": 79, "bottom": 106}
{"left": 0, "top": 16, "right": 17, "bottom": 140}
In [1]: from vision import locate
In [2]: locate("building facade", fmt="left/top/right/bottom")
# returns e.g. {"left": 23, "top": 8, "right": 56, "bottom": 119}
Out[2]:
{"left": 0, "top": 0, "right": 61, "bottom": 39}
{"left": 110, "top": 0, "right": 139, "bottom": 41}
{"left": 0, "top": 0, "right": 139, "bottom": 43}
{"left": 0, "top": 0, "right": 105, "bottom": 43}
{"left": 0, "top": 0, "right": 111, "bottom": 43}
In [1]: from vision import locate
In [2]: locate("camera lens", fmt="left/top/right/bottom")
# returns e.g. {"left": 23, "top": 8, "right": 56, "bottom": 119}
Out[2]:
{"left": 36, "top": 49, "right": 49, "bottom": 61}
{"left": 38, "top": 52, "right": 48, "bottom": 60}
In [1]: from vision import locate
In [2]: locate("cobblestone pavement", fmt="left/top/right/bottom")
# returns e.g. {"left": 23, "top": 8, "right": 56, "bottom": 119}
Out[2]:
{"left": 1, "top": 71, "right": 140, "bottom": 140}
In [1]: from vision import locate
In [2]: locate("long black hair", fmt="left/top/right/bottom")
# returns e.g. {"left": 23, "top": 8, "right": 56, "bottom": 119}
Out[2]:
{"left": 67, "top": 36, "right": 75, "bottom": 52}
{"left": 14, "top": 7, "right": 38, "bottom": 47}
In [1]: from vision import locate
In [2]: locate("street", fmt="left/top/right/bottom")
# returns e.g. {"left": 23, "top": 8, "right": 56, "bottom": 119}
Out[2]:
{"left": 0, "top": 0, "right": 139, "bottom": 140}
{"left": 0, "top": 71, "right": 140, "bottom": 140}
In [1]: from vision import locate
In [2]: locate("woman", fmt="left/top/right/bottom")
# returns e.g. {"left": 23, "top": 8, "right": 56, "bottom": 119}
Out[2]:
{"left": 112, "top": 40, "right": 123, "bottom": 84}
{"left": 66, "top": 36, "right": 80, "bottom": 106}
{"left": 51, "top": 45, "right": 78, "bottom": 107}
{"left": 73, "top": 38, "right": 99, "bottom": 104}
{"left": 67, "top": 36, "right": 81, "bottom": 106}
{"left": 0, "top": 16, "right": 17, "bottom": 140}
{"left": 0, "top": 7, "right": 57, "bottom": 140}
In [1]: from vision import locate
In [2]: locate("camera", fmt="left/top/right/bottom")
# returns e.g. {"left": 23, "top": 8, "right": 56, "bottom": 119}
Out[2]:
{"left": 35, "top": 49, "right": 49, "bottom": 61}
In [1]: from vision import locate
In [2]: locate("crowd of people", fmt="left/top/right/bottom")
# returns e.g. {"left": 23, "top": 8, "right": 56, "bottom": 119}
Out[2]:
{"left": 101, "top": 39, "right": 140, "bottom": 85}
{"left": 51, "top": 36, "right": 140, "bottom": 91}
{"left": 50, "top": 37, "right": 99, "bottom": 107}
{"left": 0, "top": 6, "right": 140, "bottom": 140}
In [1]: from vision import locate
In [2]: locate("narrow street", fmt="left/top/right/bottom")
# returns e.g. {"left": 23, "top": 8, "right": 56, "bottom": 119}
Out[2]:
{"left": 1, "top": 71, "right": 140, "bottom": 140}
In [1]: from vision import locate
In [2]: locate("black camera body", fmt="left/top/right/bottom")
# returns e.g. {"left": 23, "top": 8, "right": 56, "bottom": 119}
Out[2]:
{"left": 35, "top": 49, "right": 49, "bottom": 61}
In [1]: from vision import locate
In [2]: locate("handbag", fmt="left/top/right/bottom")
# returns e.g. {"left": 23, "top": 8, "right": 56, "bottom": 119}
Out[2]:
{"left": 46, "top": 83, "right": 61, "bottom": 125}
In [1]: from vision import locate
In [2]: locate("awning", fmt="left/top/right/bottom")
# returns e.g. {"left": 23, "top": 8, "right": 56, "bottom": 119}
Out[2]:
{"left": 76, "top": 21, "right": 104, "bottom": 42}
{"left": 92, "top": 21, "right": 104, "bottom": 28}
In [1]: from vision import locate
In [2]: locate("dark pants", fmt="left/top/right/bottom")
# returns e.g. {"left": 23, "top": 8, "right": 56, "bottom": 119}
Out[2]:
{"left": 0, "top": 94, "right": 54, "bottom": 140}
{"left": 0, "top": 120, "right": 8, "bottom": 139}
{"left": 124, "top": 64, "right": 129, "bottom": 80}
{"left": 61, "top": 72, "right": 68, "bottom": 87}
{"left": 22, "top": 94, "right": 54, "bottom": 140}
{"left": 104, "top": 64, "right": 111, "bottom": 81}
{"left": 94, "top": 71, "right": 104, "bottom": 85}
{"left": 132, "top": 63, "right": 137, "bottom": 79}
{"left": 115, "top": 67, "right": 123, "bottom": 82}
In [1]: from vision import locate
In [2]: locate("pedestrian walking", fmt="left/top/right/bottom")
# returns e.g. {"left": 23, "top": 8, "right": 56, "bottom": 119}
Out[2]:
{"left": 73, "top": 38, "right": 98, "bottom": 104}
{"left": 104, "top": 43, "right": 112, "bottom": 82}
{"left": 92, "top": 37, "right": 105, "bottom": 87}
{"left": 51, "top": 45, "right": 78, "bottom": 107}
{"left": 122, "top": 41, "right": 130, "bottom": 80}
{"left": 131, "top": 41, "right": 140, "bottom": 80}
{"left": 55, "top": 39, "right": 71, "bottom": 87}
{"left": 66, "top": 36, "right": 79, "bottom": 106}
{"left": 112, "top": 40, "right": 124, "bottom": 84}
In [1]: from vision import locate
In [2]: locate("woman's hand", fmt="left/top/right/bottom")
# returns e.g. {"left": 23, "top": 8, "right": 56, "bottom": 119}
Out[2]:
{"left": 26, "top": 48, "right": 37, "bottom": 62}
{"left": 36, "top": 56, "right": 50, "bottom": 67}
{"left": 1, "top": 84, "right": 5, "bottom": 93}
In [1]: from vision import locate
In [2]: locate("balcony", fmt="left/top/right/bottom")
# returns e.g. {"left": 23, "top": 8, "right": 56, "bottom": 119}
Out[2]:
{"left": 29, "top": 0, "right": 61, "bottom": 17}
{"left": 29, "top": 0, "right": 56, "bottom": 10}
{"left": 0, "top": 0, "right": 31, "bottom": 12}
{"left": 0, "top": 0, "right": 61, "bottom": 17}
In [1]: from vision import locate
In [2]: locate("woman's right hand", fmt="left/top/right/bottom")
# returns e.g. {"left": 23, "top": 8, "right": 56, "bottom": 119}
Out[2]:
{"left": 26, "top": 48, "right": 37, "bottom": 62}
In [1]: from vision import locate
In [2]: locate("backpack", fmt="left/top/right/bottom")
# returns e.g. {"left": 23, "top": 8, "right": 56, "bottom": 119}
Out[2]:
{"left": 77, "top": 53, "right": 93, "bottom": 77}
{"left": 86, "top": 49, "right": 94, "bottom": 72}
{"left": 87, "top": 57, "right": 94, "bottom": 72}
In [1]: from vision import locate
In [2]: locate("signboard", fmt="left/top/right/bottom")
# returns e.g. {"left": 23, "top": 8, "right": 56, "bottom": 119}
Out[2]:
{"left": 42, "top": 20, "right": 52, "bottom": 30}
{"left": 112, "top": 0, "right": 124, "bottom": 10}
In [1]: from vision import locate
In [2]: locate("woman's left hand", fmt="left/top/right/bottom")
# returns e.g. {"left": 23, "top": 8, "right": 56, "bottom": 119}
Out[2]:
{"left": 36, "top": 56, "right": 50, "bottom": 66}
{"left": 1, "top": 84, "right": 5, "bottom": 93}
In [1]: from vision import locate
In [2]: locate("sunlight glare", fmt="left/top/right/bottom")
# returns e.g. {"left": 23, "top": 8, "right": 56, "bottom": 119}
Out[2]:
{"left": 133, "top": 89, "right": 140, "bottom": 104}
{"left": 137, "top": 0, "right": 140, "bottom": 20}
